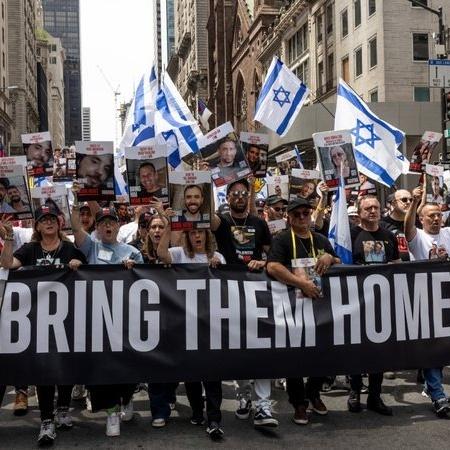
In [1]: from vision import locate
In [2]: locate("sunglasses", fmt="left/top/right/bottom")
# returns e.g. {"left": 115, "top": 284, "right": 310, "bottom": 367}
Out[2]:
{"left": 398, "top": 197, "right": 413, "bottom": 203}
{"left": 39, "top": 216, "right": 57, "bottom": 223}
{"left": 291, "top": 209, "right": 312, "bottom": 218}
{"left": 272, "top": 206, "right": 287, "bottom": 212}
{"left": 230, "top": 190, "right": 249, "bottom": 198}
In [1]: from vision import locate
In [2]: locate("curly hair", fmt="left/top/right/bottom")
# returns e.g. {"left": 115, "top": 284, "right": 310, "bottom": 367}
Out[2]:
{"left": 144, "top": 215, "right": 167, "bottom": 263}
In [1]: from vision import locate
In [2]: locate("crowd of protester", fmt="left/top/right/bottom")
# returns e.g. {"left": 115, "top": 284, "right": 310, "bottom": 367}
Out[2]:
{"left": 0, "top": 174, "right": 449, "bottom": 446}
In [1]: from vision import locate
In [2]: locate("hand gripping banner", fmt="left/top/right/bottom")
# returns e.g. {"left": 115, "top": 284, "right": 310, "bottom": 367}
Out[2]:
{"left": 1, "top": 261, "right": 450, "bottom": 385}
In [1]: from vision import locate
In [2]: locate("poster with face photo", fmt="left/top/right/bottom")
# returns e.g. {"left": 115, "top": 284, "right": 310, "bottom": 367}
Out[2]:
{"left": 409, "top": 131, "right": 443, "bottom": 173}
{"left": 199, "top": 122, "right": 251, "bottom": 187}
{"left": 0, "top": 156, "right": 27, "bottom": 174}
{"left": 21, "top": 131, "right": 53, "bottom": 178}
{"left": 240, "top": 132, "right": 268, "bottom": 178}
{"left": 275, "top": 149, "right": 302, "bottom": 175}
{"left": 75, "top": 141, "right": 115, "bottom": 202}
{"left": 169, "top": 171, "right": 211, "bottom": 231}
{"left": 266, "top": 175, "right": 289, "bottom": 201}
{"left": 442, "top": 170, "right": 450, "bottom": 212}
{"left": 425, "top": 164, "right": 444, "bottom": 205}
{"left": 53, "top": 147, "right": 76, "bottom": 182}
{"left": 349, "top": 173, "right": 377, "bottom": 205}
{"left": 292, "top": 258, "right": 322, "bottom": 299}
{"left": 0, "top": 165, "right": 33, "bottom": 219}
{"left": 313, "top": 130, "right": 359, "bottom": 191}
{"left": 125, "top": 143, "right": 169, "bottom": 206}
{"left": 31, "top": 185, "right": 71, "bottom": 232}
{"left": 289, "top": 168, "right": 321, "bottom": 202}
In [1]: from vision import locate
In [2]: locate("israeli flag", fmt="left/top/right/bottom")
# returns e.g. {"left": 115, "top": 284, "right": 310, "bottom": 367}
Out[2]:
{"left": 334, "top": 79, "right": 405, "bottom": 187}
{"left": 154, "top": 74, "right": 198, "bottom": 135}
{"left": 254, "top": 57, "right": 309, "bottom": 137}
{"left": 119, "top": 66, "right": 158, "bottom": 150}
{"left": 328, "top": 176, "right": 353, "bottom": 264}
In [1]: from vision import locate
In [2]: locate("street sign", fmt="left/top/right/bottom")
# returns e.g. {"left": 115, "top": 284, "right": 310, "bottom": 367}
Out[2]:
{"left": 428, "top": 59, "right": 450, "bottom": 88}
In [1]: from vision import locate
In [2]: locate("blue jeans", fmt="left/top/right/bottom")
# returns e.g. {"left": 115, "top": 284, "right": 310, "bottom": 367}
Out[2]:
{"left": 149, "top": 383, "right": 178, "bottom": 420}
{"left": 423, "top": 368, "right": 446, "bottom": 401}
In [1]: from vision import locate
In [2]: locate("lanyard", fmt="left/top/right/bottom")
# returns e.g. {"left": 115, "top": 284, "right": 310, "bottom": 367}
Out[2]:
{"left": 291, "top": 229, "right": 316, "bottom": 260}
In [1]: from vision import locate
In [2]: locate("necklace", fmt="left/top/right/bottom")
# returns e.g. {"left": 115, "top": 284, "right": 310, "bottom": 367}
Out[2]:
{"left": 228, "top": 212, "right": 248, "bottom": 227}
{"left": 41, "top": 241, "right": 62, "bottom": 262}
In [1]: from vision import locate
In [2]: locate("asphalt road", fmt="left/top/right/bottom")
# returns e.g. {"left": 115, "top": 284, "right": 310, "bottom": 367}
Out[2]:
{"left": 0, "top": 370, "right": 449, "bottom": 449}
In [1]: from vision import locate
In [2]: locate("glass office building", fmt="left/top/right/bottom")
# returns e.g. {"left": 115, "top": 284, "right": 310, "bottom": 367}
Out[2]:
{"left": 41, "top": 0, "right": 81, "bottom": 145}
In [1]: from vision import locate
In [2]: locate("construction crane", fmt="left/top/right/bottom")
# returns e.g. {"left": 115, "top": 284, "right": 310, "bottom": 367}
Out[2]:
{"left": 97, "top": 65, "right": 121, "bottom": 148}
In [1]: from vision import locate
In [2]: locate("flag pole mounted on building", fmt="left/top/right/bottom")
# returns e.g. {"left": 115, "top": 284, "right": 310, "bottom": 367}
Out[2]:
{"left": 254, "top": 57, "right": 309, "bottom": 137}
{"left": 334, "top": 78, "right": 407, "bottom": 187}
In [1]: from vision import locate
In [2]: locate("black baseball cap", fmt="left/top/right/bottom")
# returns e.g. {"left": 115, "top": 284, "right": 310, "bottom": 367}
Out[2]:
{"left": 34, "top": 205, "right": 60, "bottom": 222}
{"left": 79, "top": 202, "right": 90, "bottom": 212}
{"left": 95, "top": 207, "right": 119, "bottom": 223}
{"left": 226, "top": 178, "right": 250, "bottom": 195}
{"left": 287, "top": 198, "right": 314, "bottom": 213}
{"left": 266, "top": 195, "right": 288, "bottom": 206}
{"left": 138, "top": 212, "right": 152, "bottom": 228}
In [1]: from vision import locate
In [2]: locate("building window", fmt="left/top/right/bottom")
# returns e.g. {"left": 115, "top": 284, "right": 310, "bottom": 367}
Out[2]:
{"left": 326, "top": 3, "right": 333, "bottom": 34}
{"left": 369, "top": 89, "right": 378, "bottom": 102}
{"left": 411, "top": 0, "right": 428, "bottom": 6}
{"left": 317, "top": 14, "right": 323, "bottom": 43}
{"left": 341, "top": 9, "right": 348, "bottom": 38}
{"left": 294, "top": 59, "right": 309, "bottom": 86}
{"left": 317, "top": 61, "right": 324, "bottom": 94}
{"left": 414, "top": 86, "right": 430, "bottom": 102}
{"left": 369, "top": 36, "right": 377, "bottom": 68}
{"left": 342, "top": 56, "right": 350, "bottom": 82}
{"left": 287, "top": 23, "right": 308, "bottom": 64}
{"left": 354, "top": 0, "right": 361, "bottom": 28}
{"left": 413, "top": 33, "right": 429, "bottom": 61}
{"left": 354, "top": 47, "right": 363, "bottom": 77}
{"left": 327, "top": 52, "right": 334, "bottom": 89}
{"left": 368, "top": 0, "right": 376, "bottom": 16}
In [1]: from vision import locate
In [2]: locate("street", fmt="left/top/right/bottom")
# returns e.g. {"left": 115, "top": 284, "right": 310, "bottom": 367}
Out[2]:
{"left": 0, "top": 370, "right": 449, "bottom": 449}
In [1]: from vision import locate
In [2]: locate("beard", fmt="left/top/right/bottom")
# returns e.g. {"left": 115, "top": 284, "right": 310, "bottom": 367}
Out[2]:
{"left": 231, "top": 202, "right": 247, "bottom": 214}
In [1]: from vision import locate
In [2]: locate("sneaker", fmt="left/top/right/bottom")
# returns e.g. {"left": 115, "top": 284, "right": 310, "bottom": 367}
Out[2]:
{"left": 152, "top": 417, "right": 166, "bottom": 428}
{"left": 433, "top": 397, "right": 450, "bottom": 416}
{"left": 71, "top": 385, "right": 86, "bottom": 401}
{"left": 206, "top": 421, "right": 224, "bottom": 440}
{"left": 421, "top": 388, "right": 430, "bottom": 398}
{"left": 292, "top": 405, "right": 309, "bottom": 425}
{"left": 106, "top": 411, "right": 121, "bottom": 437}
{"left": 169, "top": 402, "right": 176, "bottom": 411}
{"left": 14, "top": 391, "right": 28, "bottom": 416}
{"left": 190, "top": 413, "right": 205, "bottom": 426}
{"left": 367, "top": 396, "right": 393, "bottom": 416}
{"left": 121, "top": 401, "right": 134, "bottom": 422}
{"left": 235, "top": 397, "right": 252, "bottom": 420}
{"left": 309, "top": 398, "right": 328, "bottom": 415}
{"left": 38, "top": 419, "right": 56, "bottom": 446}
{"left": 360, "top": 383, "right": 369, "bottom": 394}
{"left": 274, "top": 379, "right": 286, "bottom": 390}
{"left": 54, "top": 407, "right": 73, "bottom": 429}
{"left": 347, "top": 390, "right": 362, "bottom": 413}
{"left": 253, "top": 405, "right": 279, "bottom": 428}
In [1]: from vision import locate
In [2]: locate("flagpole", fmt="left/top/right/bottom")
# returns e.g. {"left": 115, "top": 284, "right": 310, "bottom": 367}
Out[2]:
{"left": 308, "top": 90, "right": 335, "bottom": 119}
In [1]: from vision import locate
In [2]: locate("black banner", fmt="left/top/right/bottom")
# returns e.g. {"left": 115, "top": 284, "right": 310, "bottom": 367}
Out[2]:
{"left": 1, "top": 261, "right": 450, "bottom": 385}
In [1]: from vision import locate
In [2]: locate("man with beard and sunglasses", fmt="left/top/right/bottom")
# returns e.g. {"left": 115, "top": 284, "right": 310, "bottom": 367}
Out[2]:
{"left": 267, "top": 198, "right": 340, "bottom": 426}
{"left": 210, "top": 179, "right": 276, "bottom": 428}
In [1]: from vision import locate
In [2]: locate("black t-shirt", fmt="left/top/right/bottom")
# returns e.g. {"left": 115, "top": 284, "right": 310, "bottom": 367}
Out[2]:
{"left": 267, "top": 229, "right": 337, "bottom": 266}
{"left": 14, "top": 240, "right": 87, "bottom": 267}
{"left": 351, "top": 226, "right": 399, "bottom": 265}
{"left": 380, "top": 216, "right": 410, "bottom": 261}
{"left": 214, "top": 213, "right": 271, "bottom": 264}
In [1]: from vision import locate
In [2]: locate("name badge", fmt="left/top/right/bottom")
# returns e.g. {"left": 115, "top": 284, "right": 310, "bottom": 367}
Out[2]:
{"left": 98, "top": 249, "right": 113, "bottom": 261}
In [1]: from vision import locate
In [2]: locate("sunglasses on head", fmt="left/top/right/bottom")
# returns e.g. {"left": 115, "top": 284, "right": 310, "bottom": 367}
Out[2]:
{"left": 230, "top": 190, "right": 249, "bottom": 198}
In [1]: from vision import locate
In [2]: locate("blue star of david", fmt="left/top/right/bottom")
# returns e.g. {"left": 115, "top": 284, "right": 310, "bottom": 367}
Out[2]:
{"left": 351, "top": 119, "right": 381, "bottom": 149}
{"left": 272, "top": 86, "right": 291, "bottom": 107}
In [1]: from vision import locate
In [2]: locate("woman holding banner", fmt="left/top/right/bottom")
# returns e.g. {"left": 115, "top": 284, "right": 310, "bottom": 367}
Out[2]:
{"left": 0, "top": 206, "right": 86, "bottom": 446}
{"left": 157, "top": 213, "right": 225, "bottom": 440}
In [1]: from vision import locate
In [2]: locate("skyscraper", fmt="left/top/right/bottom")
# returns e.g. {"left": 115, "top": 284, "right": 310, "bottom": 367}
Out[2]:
{"left": 82, "top": 107, "right": 91, "bottom": 141}
{"left": 41, "top": 0, "right": 81, "bottom": 145}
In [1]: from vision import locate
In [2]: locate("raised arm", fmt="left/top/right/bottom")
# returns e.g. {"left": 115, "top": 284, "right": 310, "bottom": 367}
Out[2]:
{"left": 71, "top": 183, "right": 89, "bottom": 247}
{"left": 405, "top": 185, "right": 422, "bottom": 241}
{"left": 0, "top": 220, "right": 22, "bottom": 269}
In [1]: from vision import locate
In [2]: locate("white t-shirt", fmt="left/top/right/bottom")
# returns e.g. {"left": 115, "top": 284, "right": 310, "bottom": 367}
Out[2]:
{"left": 12, "top": 227, "right": 33, "bottom": 252}
{"left": 168, "top": 247, "right": 226, "bottom": 264}
{"left": 117, "top": 222, "right": 138, "bottom": 243}
{"left": 408, "top": 227, "right": 450, "bottom": 260}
